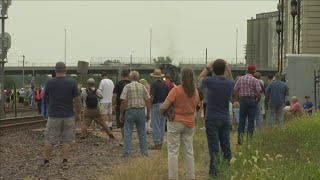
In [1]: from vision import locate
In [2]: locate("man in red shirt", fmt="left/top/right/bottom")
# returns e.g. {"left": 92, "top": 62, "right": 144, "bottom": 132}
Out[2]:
{"left": 234, "top": 64, "right": 261, "bottom": 145}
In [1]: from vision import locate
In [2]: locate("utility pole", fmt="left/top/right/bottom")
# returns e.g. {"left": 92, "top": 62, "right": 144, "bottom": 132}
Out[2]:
{"left": 280, "top": 0, "right": 284, "bottom": 73}
{"left": 236, "top": 28, "right": 238, "bottom": 64}
{"left": 64, "top": 29, "right": 67, "bottom": 65}
{"left": 0, "top": 2, "right": 5, "bottom": 119}
{"left": 0, "top": 0, "right": 11, "bottom": 119}
{"left": 22, "top": 55, "right": 25, "bottom": 88}
{"left": 297, "top": 0, "right": 301, "bottom": 54}
{"left": 150, "top": 28, "right": 152, "bottom": 64}
{"left": 130, "top": 51, "right": 133, "bottom": 71}
{"left": 205, "top": 48, "right": 207, "bottom": 64}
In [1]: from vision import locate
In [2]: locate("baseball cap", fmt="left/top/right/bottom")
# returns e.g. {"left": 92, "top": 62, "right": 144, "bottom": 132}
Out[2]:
{"left": 248, "top": 64, "right": 256, "bottom": 71}
{"left": 55, "top": 61, "right": 66, "bottom": 72}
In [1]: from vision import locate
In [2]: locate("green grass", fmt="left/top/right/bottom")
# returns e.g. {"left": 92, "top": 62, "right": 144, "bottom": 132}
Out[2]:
{"left": 110, "top": 115, "right": 320, "bottom": 180}
{"left": 221, "top": 115, "right": 320, "bottom": 180}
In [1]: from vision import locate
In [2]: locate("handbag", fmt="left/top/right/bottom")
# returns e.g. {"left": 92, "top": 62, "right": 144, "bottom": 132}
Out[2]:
{"left": 163, "top": 104, "right": 175, "bottom": 121}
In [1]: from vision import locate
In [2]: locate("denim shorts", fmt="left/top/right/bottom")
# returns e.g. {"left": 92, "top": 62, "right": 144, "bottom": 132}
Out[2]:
{"left": 44, "top": 116, "right": 75, "bottom": 144}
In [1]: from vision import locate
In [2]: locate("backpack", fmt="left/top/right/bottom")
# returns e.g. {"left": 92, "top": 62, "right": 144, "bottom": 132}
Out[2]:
{"left": 85, "top": 89, "right": 98, "bottom": 109}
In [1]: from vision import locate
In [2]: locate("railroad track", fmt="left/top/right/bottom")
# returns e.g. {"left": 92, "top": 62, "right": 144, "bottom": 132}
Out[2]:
{"left": 5, "top": 107, "right": 38, "bottom": 113}
{"left": 0, "top": 115, "right": 46, "bottom": 131}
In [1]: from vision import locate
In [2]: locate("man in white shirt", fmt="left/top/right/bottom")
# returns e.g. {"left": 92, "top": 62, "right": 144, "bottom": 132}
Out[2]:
{"left": 99, "top": 71, "right": 115, "bottom": 130}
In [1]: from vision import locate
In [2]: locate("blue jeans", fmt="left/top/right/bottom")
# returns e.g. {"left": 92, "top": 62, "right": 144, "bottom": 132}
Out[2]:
{"left": 151, "top": 103, "right": 166, "bottom": 145}
{"left": 255, "top": 103, "right": 262, "bottom": 128}
{"left": 238, "top": 96, "right": 257, "bottom": 143}
{"left": 123, "top": 108, "right": 148, "bottom": 155}
{"left": 268, "top": 104, "right": 284, "bottom": 128}
{"left": 205, "top": 119, "right": 232, "bottom": 176}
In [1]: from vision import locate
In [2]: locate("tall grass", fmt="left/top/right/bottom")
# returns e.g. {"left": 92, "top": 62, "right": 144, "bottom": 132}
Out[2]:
{"left": 109, "top": 115, "right": 320, "bottom": 180}
{"left": 223, "top": 115, "right": 320, "bottom": 179}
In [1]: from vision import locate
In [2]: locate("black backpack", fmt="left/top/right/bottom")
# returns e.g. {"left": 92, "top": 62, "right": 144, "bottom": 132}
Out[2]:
{"left": 85, "top": 89, "right": 98, "bottom": 109}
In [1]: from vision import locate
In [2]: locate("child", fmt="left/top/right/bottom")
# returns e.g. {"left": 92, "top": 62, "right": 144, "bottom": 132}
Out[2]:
{"left": 233, "top": 101, "right": 240, "bottom": 129}
{"left": 284, "top": 101, "right": 291, "bottom": 111}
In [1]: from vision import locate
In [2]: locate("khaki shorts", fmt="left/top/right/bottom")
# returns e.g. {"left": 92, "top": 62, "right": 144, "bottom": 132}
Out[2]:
{"left": 44, "top": 116, "right": 75, "bottom": 144}
{"left": 83, "top": 109, "right": 105, "bottom": 126}
{"left": 100, "top": 103, "right": 112, "bottom": 115}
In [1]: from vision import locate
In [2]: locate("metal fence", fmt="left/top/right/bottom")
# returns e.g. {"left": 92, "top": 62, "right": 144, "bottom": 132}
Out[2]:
{"left": 5, "top": 57, "right": 247, "bottom": 67}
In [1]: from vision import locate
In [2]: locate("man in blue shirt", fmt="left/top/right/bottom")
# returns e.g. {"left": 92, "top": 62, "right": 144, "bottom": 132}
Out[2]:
{"left": 265, "top": 73, "right": 288, "bottom": 128}
{"left": 303, "top": 96, "right": 314, "bottom": 116}
{"left": 42, "top": 62, "right": 81, "bottom": 169}
{"left": 149, "top": 69, "right": 170, "bottom": 150}
{"left": 198, "top": 59, "right": 234, "bottom": 177}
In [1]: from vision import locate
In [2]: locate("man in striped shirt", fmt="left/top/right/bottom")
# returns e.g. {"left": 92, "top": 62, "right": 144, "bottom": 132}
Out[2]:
{"left": 234, "top": 64, "right": 261, "bottom": 145}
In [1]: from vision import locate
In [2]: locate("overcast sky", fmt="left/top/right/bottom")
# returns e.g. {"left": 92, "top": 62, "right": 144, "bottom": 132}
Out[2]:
{"left": 4, "top": 1, "right": 277, "bottom": 65}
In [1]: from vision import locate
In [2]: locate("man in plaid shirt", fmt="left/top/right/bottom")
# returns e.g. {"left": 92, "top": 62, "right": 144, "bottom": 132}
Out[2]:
{"left": 234, "top": 64, "right": 261, "bottom": 145}
{"left": 120, "top": 70, "right": 151, "bottom": 156}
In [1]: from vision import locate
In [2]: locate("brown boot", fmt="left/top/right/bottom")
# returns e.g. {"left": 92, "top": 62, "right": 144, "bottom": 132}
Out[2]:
{"left": 149, "top": 144, "right": 162, "bottom": 150}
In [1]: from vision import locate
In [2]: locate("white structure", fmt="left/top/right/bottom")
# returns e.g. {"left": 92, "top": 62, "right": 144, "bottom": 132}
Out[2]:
{"left": 286, "top": 54, "right": 320, "bottom": 105}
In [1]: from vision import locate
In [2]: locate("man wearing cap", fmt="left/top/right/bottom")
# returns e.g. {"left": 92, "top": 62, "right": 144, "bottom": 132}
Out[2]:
{"left": 42, "top": 62, "right": 81, "bottom": 169}
{"left": 80, "top": 78, "right": 115, "bottom": 139}
{"left": 234, "top": 64, "right": 261, "bottom": 145}
{"left": 265, "top": 72, "right": 289, "bottom": 128}
{"left": 150, "top": 69, "right": 170, "bottom": 150}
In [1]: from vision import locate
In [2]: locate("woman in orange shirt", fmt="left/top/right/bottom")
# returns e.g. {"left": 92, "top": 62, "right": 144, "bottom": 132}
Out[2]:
{"left": 160, "top": 67, "right": 200, "bottom": 180}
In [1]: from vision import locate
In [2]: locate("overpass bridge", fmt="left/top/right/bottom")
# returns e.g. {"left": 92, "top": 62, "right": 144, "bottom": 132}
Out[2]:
{"left": 4, "top": 64, "right": 277, "bottom": 77}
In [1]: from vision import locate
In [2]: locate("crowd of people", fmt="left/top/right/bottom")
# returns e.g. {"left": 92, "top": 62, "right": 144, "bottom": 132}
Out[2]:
{"left": 39, "top": 60, "right": 316, "bottom": 179}
{"left": 4, "top": 86, "right": 43, "bottom": 114}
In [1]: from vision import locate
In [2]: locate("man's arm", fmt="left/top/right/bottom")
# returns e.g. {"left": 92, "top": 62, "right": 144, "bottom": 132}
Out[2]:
{"left": 255, "top": 90, "right": 261, "bottom": 103}
{"left": 160, "top": 99, "right": 172, "bottom": 115}
{"left": 98, "top": 81, "right": 103, "bottom": 91}
{"left": 145, "top": 98, "right": 151, "bottom": 121}
{"left": 143, "top": 86, "right": 151, "bottom": 121}
{"left": 150, "top": 83, "right": 155, "bottom": 104}
{"left": 234, "top": 79, "right": 240, "bottom": 101}
{"left": 198, "top": 61, "right": 214, "bottom": 83}
{"left": 254, "top": 80, "right": 262, "bottom": 103}
{"left": 112, "top": 93, "right": 117, "bottom": 106}
{"left": 120, "top": 99, "right": 128, "bottom": 122}
{"left": 119, "top": 86, "right": 128, "bottom": 122}
{"left": 285, "top": 85, "right": 289, "bottom": 96}
{"left": 289, "top": 103, "right": 297, "bottom": 112}
{"left": 265, "top": 82, "right": 274, "bottom": 99}
{"left": 307, "top": 103, "right": 315, "bottom": 111}
{"left": 74, "top": 96, "right": 82, "bottom": 122}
